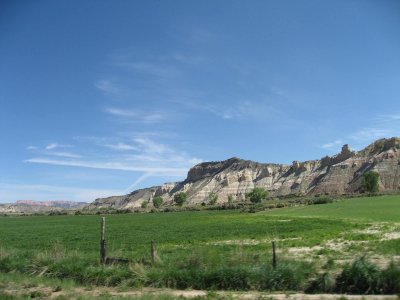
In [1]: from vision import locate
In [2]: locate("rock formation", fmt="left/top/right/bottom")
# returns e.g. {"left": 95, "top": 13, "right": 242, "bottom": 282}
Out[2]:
{"left": 87, "top": 137, "right": 400, "bottom": 209}
{"left": 0, "top": 200, "right": 86, "bottom": 214}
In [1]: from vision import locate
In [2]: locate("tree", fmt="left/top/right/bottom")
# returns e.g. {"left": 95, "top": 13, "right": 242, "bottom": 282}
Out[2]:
{"left": 362, "top": 171, "right": 379, "bottom": 193}
{"left": 174, "top": 192, "right": 187, "bottom": 206}
{"left": 227, "top": 195, "right": 234, "bottom": 205}
{"left": 141, "top": 201, "right": 148, "bottom": 209}
{"left": 208, "top": 192, "right": 218, "bottom": 205}
{"left": 152, "top": 196, "right": 163, "bottom": 208}
{"left": 246, "top": 187, "right": 268, "bottom": 203}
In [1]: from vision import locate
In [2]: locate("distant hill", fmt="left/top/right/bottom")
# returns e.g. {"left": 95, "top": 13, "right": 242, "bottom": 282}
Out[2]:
{"left": 0, "top": 200, "right": 86, "bottom": 214}
{"left": 87, "top": 137, "right": 400, "bottom": 210}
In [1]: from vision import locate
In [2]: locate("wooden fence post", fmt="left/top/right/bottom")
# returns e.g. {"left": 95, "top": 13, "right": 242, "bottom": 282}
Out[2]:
{"left": 100, "top": 217, "right": 107, "bottom": 265}
{"left": 272, "top": 241, "right": 277, "bottom": 269}
{"left": 151, "top": 240, "right": 155, "bottom": 264}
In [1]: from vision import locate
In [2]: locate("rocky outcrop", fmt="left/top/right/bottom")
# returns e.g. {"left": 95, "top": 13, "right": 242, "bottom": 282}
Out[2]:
{"left": 0, "top": 200, "right": 86, "bottom": 214}
{"left": 87, "top": 137, "right": 400, "bottom": 209}
{"left": 15, "top": 200, "right": 86, "bottom": 208}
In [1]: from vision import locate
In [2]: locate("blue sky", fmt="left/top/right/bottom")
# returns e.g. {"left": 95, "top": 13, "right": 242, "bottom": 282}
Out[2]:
{"left": 1, "top": 0, "right": 400, "bottom": 203}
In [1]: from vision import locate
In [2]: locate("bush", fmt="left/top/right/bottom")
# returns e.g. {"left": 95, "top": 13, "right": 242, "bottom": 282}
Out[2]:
{"left": 362, "top": 171, "right": 379, "bottom": 194}
{"left": 305, "top": 272, "right": 336, "bottom": 293}
{"left": 335, "top": 257, "right": 380, "bottom": 294}
{"left": 245, "top": 187, "right": 268, "bottom": 204}
{"left": 174, "top": 192, "right": 187, "bottom": 206}
{"left": 308, "top": 196, "right": 333, "bottom": 205}
{"left": 152, "top": 196, "right": 163, "bottom": 208}
{"left": 141, "top": 201, "right": 148, "bottom": 209}
{"left": 208, "top": 193, "right": 218, "bottom": 205}
{"left": 380, "top": 261, "right": 400, "bottom": 294}
{"left": 258, "top": 261, "right": 314, "bottom": 291}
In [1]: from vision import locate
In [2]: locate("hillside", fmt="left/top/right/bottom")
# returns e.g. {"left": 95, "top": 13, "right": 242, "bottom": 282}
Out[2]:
{"left": 88, "top": 137, "right": 400, "bottom": 209}
{"left": 0, "top": 200, "right": 87, "bottom": 214}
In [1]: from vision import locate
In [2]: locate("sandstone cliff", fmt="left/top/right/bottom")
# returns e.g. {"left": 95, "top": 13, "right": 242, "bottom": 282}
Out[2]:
{"left": 88, "top": 137, "right": 400, "bottom": 209}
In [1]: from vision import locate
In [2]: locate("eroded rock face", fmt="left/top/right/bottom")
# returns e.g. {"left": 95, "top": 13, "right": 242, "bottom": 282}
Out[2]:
{"left": 87, "top": 137, "right": 400, "bottom": 209}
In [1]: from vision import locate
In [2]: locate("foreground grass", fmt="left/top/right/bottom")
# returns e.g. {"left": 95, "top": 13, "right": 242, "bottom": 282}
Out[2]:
{"left": 0, "top": 194, "right": 399, "bottom": 294}
{"left": 0, "top": 211, "right": 362, "bottom": 257}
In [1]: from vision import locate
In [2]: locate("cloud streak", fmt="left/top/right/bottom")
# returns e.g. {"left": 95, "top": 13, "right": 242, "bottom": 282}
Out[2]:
{"left": 45, "top": 143, "right": 73, "bottom": 150}
{"left": 103, "top": 142, "right": 138, "bottom": 151}
{"left": 25, "top": 157, "right": 189, "bottom": 176}
{"left": 104, "top": 107, "right": 170, "bottom": 124}
{"left": 321, "top": 140, "right": 343, "bottom": 150}
{"left": 0, "top": 183, "right": 123, "bottom": 203}
{"left": 320, "top": 111, "right": 400, "bottom": 152}
{"left": 49, "top": 152, "right": 82, "bottom": 158}
{"left": 349, "top": 128, "right": 392, "bottom": 143}
{"left": 172, "top": 98, "right": 277, "bottom": 121}
{"left": 94, "top": 80, "right": 122, "bottom": 95}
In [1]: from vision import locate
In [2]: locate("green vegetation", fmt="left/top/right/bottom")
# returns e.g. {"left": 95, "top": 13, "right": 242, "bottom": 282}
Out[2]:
{"left": 245, "top": 187, "right": 268, "bottom": 203}
{"left": 173, "top": 192, "right": 187, "bottom": 206}
{"left": 362, "top": 171, "right": 380, "bottom": 194}
{"left": 306, "top": 257, "right": 400, "bottom": 294}
{"left": 152, "top": 196, "right": 163, "bottom": 208}
{"left": 266, "top": 194, "right": 400, "bottom": 222}
{"left": 208, "top": 192, "right": 218, "bottom": 205}
{"left": 0, "top": 194, "right": 399, "bottom": 295}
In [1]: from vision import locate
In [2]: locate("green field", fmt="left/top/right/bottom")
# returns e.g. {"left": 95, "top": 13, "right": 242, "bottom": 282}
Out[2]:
{"left": 266, "top": 195, "right": 400, "bottom": 222}
{"left": 0, "top": 195, "right": 399, "bottom": 297}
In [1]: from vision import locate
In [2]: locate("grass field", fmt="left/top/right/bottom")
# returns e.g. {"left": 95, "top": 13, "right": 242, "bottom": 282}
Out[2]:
{"left": 266, "top": 195, "right": 400, "bottom": 222}
{"left": 0, "top": 195, "right": 399, "bottom": 297}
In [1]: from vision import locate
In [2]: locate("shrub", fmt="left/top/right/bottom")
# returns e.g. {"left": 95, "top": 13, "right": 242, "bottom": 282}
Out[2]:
{"left": 245, "top": 187, "right": 268, "bottom": 204}
{"left": 227, "top": 195, "right": 234, "bottom": 205}
{"left": 362, "top": 171, "right": 379, "bottom": 194}
{"left": 208, "top": 192, "right": 218, "bottom": 205}
{"left": 141, "top": 201, "right": 148, "bottom": 209}
{"left": 174, "top": 192, "right": 187, "bottom": 206}
{"left": 305, "top": 272, "right": 336, "bottom": 293}
{"left": 152, "top": 196, "right": 163, "bottom": 208}
{"left": 309, "top": 196, "right": 333, "bottom": 205}
{"left": 258, "top": 261, "right": 314, "bottom": 291}
{"left": 379, "top": 261, "right": 400, "bottom": 294}
{"left": 335, "top": 257, "right": 380, "bottom": 294}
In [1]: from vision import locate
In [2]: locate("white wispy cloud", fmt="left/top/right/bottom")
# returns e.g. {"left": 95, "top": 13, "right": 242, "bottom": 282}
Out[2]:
{"left": 0, "top": 183, "right": 122, "bottom": 203}
{"left": 377, "top": 113, "right": 400, "bottom": 122}
{"left": 94, "top": 79, "right": 122, "bottom": 95}
{"left": 122, "top": 173, "right": 154, "bottom": 194}
{"left": 172, "top": 98, "right": 277, "bottom": 121}
{"left": 49, "top": 152, "right": 82, "bottom": 158}
{"left": 103, "top": 142, "right": 138, "bottom": 151}
{"left": 45, "top": 143, "right": 72, "bottom": 150}
{"left": 321, "top": 140, "right": 343, "bottom": 150}
{"left": 27, "top": 146, "right": 38, "bottom": 150}
{"left": 113, "top": 60, "right": 181, "bottom": 79}
{"left": 319, "top": 112, "right": 400, "bottom": 153}
{"left": 24, "top": 158, "right": 189, "bottom": 176}
{"left": 25, "top": 135, "right": 202, "bottom": 190}
{"left": 104, "top": 107, "right": 170, "bottom": 124}
{"left": 349, "top": 128, "right": 392, "bottom": 142}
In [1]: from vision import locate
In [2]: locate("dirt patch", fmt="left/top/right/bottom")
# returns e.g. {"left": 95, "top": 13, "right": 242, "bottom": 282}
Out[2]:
{"left": 381, "top": 232, "right": 400, "bottom": 240}
{"left": 353, "top": 223, "right": 400, "bottom": 241}
{"left": 211, "top": 237, "right": 301, "bottom": 246}
{"left": 287, "top": 245, "right": 323, "bottom": 255}
{"left": 3, "top": 286, "right": 399, "bottom": 300}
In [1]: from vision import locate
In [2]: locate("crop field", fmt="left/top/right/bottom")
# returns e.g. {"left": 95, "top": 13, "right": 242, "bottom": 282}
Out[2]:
{"left": 0, "top": 195, "right": 399, "bottom": 298}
